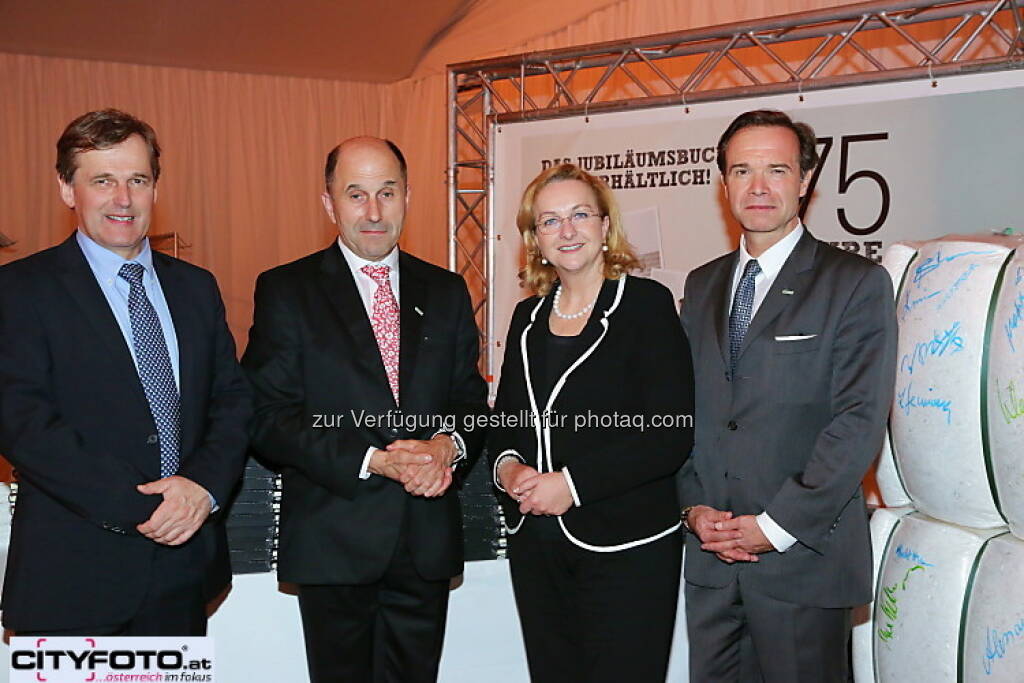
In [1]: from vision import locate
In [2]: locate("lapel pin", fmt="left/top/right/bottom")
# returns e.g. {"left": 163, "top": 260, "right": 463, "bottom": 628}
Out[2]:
{"left": 414, "top": 306, "right": 424, "bottom": 316}
{"left": 782, "top": 289, "right": 795, "bottom": 296}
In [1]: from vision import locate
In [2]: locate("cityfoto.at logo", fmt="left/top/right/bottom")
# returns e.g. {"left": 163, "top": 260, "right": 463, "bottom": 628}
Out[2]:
{"left": 10, "top": 636, "right": 215, "bottom": 682}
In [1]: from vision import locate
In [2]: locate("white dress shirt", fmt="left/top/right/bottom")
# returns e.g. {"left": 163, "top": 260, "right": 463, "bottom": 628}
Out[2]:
{"left": 730, "top": 223, "right": 804, "bottom": 553}
{"left": 336, "top": 239, "right": 465, "bottom": 479}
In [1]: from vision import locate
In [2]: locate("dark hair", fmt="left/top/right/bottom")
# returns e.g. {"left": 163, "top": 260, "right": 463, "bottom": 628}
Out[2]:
{"left": 56, "top": 109, "right": 160, "bottom": 183}
{"left": 716, "top": 110, "right": 818, "bottom": 176}
{"left": 325, "top": 138, "right": 407, "bottom": 189}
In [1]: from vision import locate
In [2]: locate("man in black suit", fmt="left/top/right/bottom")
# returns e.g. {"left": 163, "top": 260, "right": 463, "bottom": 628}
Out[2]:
{"left": 0, "top": 109, "right": 251, "bottom": 635}
{"left": 242, "top": 136, "right": 488, "bottom": 683}
{"left": 678, "top": 110, "right": 897, "bottom": 682}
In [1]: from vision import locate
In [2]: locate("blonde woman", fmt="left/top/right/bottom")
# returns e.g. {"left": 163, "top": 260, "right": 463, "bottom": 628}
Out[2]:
{"left": 488, "top": 164, "right": 695, "bottom": 681}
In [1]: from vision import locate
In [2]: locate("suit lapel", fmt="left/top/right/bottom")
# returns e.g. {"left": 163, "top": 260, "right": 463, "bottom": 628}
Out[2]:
{"left": 317, "top": 245, "right": 395, "bottom": 405}
{"left": 710, "top": 253, "right": 738, "bottom": 372}
{"left": 54, "top": 236, "right": 149, "bottom": 408}
{"left": 739, "top": 230, "right": 819, "bottom": 359}
{"left": 397, "top": 252, "right": 425, "bottom": 404}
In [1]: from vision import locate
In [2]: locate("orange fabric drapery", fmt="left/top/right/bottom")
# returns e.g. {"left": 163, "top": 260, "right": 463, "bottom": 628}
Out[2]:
{"left": 0, "top": 0, "right": 859, "bottom": 345}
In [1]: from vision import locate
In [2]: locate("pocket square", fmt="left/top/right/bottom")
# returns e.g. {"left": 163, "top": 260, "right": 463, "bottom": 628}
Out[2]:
{"left": 774, "top": 334, "right": 818, "bottom": 341}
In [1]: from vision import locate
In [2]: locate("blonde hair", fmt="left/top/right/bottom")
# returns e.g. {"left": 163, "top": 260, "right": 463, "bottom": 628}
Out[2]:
{"left": 516, "top": 163, "right": 639, "bottom": 295}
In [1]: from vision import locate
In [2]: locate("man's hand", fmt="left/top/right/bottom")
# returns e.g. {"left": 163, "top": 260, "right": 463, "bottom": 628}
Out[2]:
{"left": 687, "top": 505, "right": 758, "bottom": 564}
{"left": 369, "top": 447, "right": 449, "bottom": 497}
{"left": 383, "top": 435, "right": 456, "bottom": 497}
{"left": 516, "top": 472, "right": 573, "bottom": 516}
{"left": 136, "top": 476, "right": 213, "bottom": 546}
{"left": 699, "top": 513, "right": 774, "bottom": 561}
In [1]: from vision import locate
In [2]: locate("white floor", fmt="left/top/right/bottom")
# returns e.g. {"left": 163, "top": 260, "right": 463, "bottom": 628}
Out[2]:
{"left": 1, "top": 556, "right": 690, "bottom": 682}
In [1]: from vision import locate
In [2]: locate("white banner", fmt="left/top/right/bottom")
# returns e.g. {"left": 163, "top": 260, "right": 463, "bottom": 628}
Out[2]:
{"left": 491, "top": 69, "right": 1024, "bottom": 386}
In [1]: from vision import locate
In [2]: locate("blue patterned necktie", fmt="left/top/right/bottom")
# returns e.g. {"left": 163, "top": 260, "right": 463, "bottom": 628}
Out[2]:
{"left": 729, "top": 259, "right": 762, "bottom": 373}
{"left": 118, "top": 262, "right": 181, "bottom": 478}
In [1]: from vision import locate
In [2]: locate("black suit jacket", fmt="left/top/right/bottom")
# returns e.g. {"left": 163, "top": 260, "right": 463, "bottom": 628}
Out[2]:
{"left": 0, "top": 234, "right": 252, "bottom": 631}
{"left": 678, "top": 230, "right": 897, "bottom": 608}
{"left": 488, "top": 276, "right": 694, "bottom": 550}
{"left": 241, "top": 244, "right": 488, "bottom": 584}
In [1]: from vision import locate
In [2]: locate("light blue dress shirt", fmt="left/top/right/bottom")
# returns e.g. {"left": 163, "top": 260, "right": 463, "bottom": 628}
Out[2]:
{"left": 76, "top": 230, "right": 180, "bottom": 388}
{"left": 75, "top": 231, "right": 216, "bottom": 507}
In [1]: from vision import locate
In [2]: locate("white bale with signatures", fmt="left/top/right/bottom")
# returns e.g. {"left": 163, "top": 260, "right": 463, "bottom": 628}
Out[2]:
{"left": 873, "top": 512, "right": 1002, "bottom": 682}
{"left": 985, "top": 248, "right": 1024, "bottom": 539}
{"left": 960, "top": 532, "right": 1024, "bottom": 681}
{"left": 890, "top": 236, "right": 1020, "bottom": 528}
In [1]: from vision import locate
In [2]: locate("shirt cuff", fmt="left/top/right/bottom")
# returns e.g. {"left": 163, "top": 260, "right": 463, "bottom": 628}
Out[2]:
{"left": 359, "top": 446, "right": 376, "bottom": 480}
{"left": 561, "top": 467, "right": 581, "bottom": 507}
{"left": 431, "top": 429, "right": 466, "bottom": 466}
{"left": 493, "top": 450, "right": 525, "bottom": 492}
{"left": 207, "top": 491, "right": 219, "bottom": 514}
{"left": 756, "top": 511, "right": 797, "bottom": 552}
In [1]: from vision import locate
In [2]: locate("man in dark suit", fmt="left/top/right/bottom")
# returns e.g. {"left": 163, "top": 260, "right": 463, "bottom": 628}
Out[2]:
{"left": 0, "top": 109, "right": 251, "bottom": 635}
{"left": 678, "top": 110, "right": 897, "bottom": 682}
{"left": 242, "top": 136, "right": 488, "bottom": 683}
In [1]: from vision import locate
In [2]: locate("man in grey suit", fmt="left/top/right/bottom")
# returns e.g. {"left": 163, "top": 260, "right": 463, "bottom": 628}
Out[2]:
{"left": 678, "top": 110, "right": 897, "bottom": 682}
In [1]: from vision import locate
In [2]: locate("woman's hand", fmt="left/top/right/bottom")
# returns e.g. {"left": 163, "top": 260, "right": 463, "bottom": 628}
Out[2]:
{"left": 499, "top": 461, "right": 539, "bottom": 497}
{"left": 517, "top": 472, "right": 573, "bottom": 516}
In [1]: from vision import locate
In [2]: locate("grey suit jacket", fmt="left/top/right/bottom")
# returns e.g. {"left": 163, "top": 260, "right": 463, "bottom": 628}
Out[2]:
{"left": 678, "top": 229, "right": 897, "bottom": 608}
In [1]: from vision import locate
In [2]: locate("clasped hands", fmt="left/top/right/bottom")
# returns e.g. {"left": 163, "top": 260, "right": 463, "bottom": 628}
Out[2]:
{"left": 136, "top": 475, "right": 213, "bottom": 546}
{"left": 498, "top": 461, "right": 573, "bottom": 516}
{"left": 687, "top": 505, "right": 775, "bottom": 564}
{"left": 370, "top": 434, "right": 457, "bottom": 497}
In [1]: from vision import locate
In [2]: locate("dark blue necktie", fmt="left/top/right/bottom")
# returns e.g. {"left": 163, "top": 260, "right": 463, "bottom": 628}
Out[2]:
{"left": 729, "top": 259, "right": 761, "bottom": 373}
{"left": 118, "top": 262, "right": 181, "bottom": 478}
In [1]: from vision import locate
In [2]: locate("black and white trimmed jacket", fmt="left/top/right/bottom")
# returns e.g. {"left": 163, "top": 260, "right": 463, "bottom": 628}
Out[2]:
{"left": 487, "top": 275, "right": 695, "bottom": 552}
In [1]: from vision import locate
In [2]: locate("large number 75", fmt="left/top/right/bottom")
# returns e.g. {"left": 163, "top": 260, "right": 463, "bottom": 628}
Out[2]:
{"left": 798, "top": 133, "right": 891, "bottom": 236}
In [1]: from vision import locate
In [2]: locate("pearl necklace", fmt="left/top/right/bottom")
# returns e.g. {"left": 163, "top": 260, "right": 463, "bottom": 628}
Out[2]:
{"left": 552, "top": 285, "right": 600, "bottom": 320}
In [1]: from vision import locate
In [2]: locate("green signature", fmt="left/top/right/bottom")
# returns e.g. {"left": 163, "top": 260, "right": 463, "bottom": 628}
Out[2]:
{"left": 996, "top": 378, "right": 1024, "bottom": 424}
{"left": 877, "top": 564, "right": 926, "bottom": 642}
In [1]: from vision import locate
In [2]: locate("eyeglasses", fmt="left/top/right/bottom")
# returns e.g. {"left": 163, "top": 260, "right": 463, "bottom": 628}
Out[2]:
{"left": 534, "top": 210, "right": 602, "bottom": 234}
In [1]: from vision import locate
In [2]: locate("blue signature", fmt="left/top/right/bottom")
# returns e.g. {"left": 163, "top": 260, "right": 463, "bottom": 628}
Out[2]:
{"left": 1016, "top": 266, "right": 1024, "bottom": 287}
{"left": 897, "top": 383, "right": 953, "bottom": 424}
{"left": 901, "top": 290, "right": 942, "bottom": 320}
{"left": 1005, "top": 293, "right": 1024, "bottom": 353}
{"left": 913, "top": 248, "right": 997, "bottom": 285}
{"left": 937, "top": 264, "right": 978, "bottom": 310}
{"left": 983, "top": 616, "right": 1024, "bottom": 675}
{"left": 899, "top": 321, "right": 964, "bottom": 375}
{"left": 894, "top": 544, "right": 934, "bottom": 567}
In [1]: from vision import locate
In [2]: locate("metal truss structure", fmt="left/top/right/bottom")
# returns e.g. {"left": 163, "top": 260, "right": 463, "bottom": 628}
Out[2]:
{"left": 448, "top": 0, "right": 1024, "bottom": 379}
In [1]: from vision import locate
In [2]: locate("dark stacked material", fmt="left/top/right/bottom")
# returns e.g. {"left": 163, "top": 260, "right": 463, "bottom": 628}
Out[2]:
{"left": 459, "top": 449, "right": 503, "bottom": 561}
{"left": 225, "top": 457, "right": 280, "bottom": 574}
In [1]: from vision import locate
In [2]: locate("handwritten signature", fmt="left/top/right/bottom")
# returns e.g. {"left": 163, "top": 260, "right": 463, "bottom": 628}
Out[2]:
{"left": 877, "top": 564, "right": 926, "bottom": 642}
{"left": 894, "top": 544, "right": 934, "bottom": 567}
{"left": 937, "top": 264, "right": 979, "bottom": 310}
{"left": 995, "top": 378, "right": 1024, "bottom": 424}
{"left": 913, "top": 248, "right": 997, "bottom": 285}
{"left": 1004, "top": 293, "right": 1024, "bottom": 353}
{"left": 983, "top": 616, "right": 1024, "bottom": 675}
{"left": 897, "top": 383, "right": 953, "bottom": 424}
{"left": 899, "top": 321, "right": 964, "bottom": 375}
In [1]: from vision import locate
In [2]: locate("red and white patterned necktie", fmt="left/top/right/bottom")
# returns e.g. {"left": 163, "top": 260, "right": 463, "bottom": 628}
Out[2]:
{"left": 361, "top": 264, "right": 400, "bottom": 402}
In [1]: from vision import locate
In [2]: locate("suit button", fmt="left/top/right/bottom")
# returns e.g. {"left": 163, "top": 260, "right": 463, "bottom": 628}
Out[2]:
{"left": 389, "top": 428, "right": 399, "bottom": 436}
{"left": 147, "top": 434, "right": 159, "bottom": 445}
{"left": 727, "top": 421, "right": 738, "bottom": 431}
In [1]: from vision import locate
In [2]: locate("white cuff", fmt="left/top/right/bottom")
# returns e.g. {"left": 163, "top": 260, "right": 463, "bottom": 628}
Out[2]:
{"left": 561, "top": 467, "right": 581, "bottom": 507}
{"left": 359, "top": 446, "right": 376, "bottom": 480}
{"left": 432, "top": 429, "right": 467, "bottom": 466}
{"left": 756, "top": 512, "right": 797, "bottom": 552}
{"left": 493, "top": 450, "right": 524, "bottom": 492}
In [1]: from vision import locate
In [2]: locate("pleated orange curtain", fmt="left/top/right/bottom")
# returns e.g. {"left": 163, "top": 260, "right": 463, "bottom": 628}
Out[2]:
{"left": 0, "top": 0, "right": 860, "bottom": 347}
